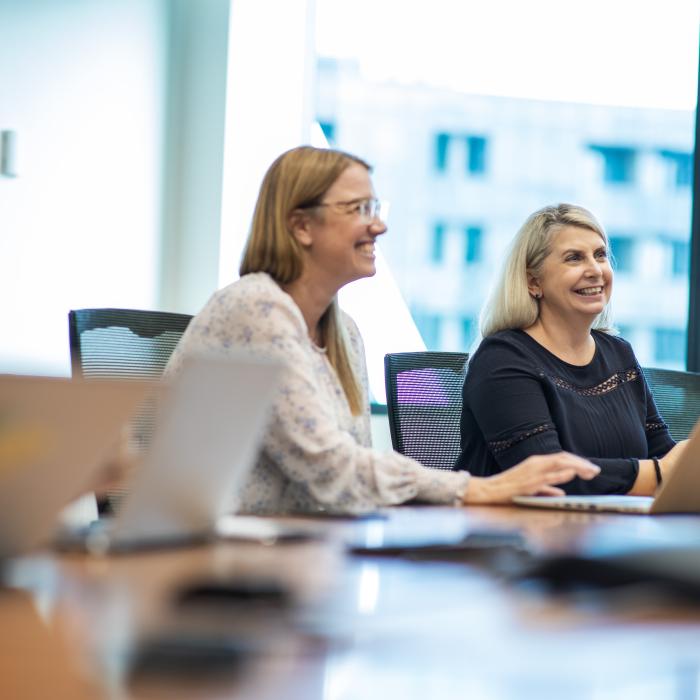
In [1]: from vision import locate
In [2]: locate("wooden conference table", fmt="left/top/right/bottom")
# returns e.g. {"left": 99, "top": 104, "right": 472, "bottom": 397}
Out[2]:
{"left": 3, "top": 505, "right": 700, "bottom": 699}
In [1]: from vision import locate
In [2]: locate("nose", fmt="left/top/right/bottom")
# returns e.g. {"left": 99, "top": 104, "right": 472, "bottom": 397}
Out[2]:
{"left": 369, "top": 218, "right": 387, "bottom": 237}
{"left": 584, "top": 255, "right": 602, "bottom": 276}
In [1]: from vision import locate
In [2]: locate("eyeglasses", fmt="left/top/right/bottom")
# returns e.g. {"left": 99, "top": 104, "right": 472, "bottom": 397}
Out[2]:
{"left": 310, "top": 197, "right": 389, "bottom": 223}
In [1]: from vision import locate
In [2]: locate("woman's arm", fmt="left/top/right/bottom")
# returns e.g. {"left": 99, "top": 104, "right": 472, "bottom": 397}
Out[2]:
{"left": 463, "top": 453, "right": 599, "bottom": 504}
{"left": 170, "top": 284, "right": 469, "bottom": 513}
{"left": 622, "top": 367, "right": 678, "bottom": 495}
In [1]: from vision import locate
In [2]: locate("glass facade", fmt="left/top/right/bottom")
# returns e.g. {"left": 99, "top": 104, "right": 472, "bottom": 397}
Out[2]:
{"left": 314, "top": 2, "right": 699, "bottom": 371}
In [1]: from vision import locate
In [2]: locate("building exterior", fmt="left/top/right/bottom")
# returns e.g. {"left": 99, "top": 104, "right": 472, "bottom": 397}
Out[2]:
{"left": 316, "top": 58, "right": 694, "bottom": 368}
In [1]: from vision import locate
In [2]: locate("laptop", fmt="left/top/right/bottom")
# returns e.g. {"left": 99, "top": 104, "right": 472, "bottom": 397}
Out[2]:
{"left": 0, "top": 374, "right": 152, "bottom": 558}
{"left": 60, "top": 353, "right": 282, "bottom": 552}
{"left": 513, "top": 421, "right": 700, "bottom": 514}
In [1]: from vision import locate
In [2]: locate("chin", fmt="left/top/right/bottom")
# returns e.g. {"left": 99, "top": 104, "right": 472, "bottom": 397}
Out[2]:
{"left": 357, "top": 263, "right": 377, "bottom": 279}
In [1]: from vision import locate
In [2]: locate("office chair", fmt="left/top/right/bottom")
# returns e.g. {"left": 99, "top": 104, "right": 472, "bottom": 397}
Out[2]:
{"left": 384, "top": 351, "right": 469, "bottom": 470}
{"left": 68, "top": 308, "right": 193, "bottom": 510}
{"left": 642, "top": 366, "right": 700, "bottom": 442}
{"left": 69, "top": 308, "right": 193, "bottom": 382}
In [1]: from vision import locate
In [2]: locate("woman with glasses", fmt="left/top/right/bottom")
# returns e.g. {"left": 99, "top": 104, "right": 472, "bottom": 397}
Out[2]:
{"left": 167, "top": 147, "right": 598, "bottom": 514}
{"left": 455, "top": 204, "right": 687, "bottom": 495}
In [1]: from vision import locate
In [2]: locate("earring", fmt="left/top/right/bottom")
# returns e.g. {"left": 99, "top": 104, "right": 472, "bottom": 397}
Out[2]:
{"left": 533, "top": 293, "right": 542, "bottom": 300}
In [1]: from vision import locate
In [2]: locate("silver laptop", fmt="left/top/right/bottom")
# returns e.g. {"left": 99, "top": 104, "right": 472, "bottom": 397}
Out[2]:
{"left": 0, "top": 374, "right": 152, "bottom": 558}
{"left": 69, "top": 353, "right": 283, "bottom": 552}
{"left": 514, "top": 420, "right": 700, "bottom": 514}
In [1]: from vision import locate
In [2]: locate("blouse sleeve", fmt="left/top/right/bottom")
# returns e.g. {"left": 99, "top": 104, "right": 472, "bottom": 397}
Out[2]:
{"left": 466, "top": 341, "right": 639, "bottom": 495}
{"left": 169, "top": 286, "right": 469, "bottom": 513}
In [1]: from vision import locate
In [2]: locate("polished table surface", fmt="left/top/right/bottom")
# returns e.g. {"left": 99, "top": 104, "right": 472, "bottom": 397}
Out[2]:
{"left": 4, "top": 505, "right": 700, "bottom": 699}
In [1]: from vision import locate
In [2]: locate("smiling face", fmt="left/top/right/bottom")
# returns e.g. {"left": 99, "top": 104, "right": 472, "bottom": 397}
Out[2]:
{"left": 292, "top": 163, "right": 387, "bottom": 291}
{"left": 528, "top": 225, "right": 613, "bottom": 327}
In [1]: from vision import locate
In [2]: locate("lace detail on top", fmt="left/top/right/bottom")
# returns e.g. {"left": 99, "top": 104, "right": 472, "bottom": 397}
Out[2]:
{"left": 489, "top": 422, "right": 553, "bottom": 455}
{"left": 646, "top": 421, "right": 667, "bottom": 434}
{"left": 549, "top": 368, "right": 638, "bottom": 397}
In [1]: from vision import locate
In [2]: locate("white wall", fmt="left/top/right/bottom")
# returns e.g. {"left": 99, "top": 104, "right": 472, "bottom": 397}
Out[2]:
{"left": 0, "top": 0, "right": 236, "bottom": 375}
{"left": 0, "top": 0, "right": 166, "bottom": 375}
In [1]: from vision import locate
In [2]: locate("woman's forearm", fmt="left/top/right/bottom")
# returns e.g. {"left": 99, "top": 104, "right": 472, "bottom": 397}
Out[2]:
{"left": 627, "top": 459, "right": 658, "bottom": 496}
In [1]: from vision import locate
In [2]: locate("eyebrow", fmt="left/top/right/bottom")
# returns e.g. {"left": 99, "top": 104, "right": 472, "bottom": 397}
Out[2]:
{"left": 560, "top": 245, "right": 607, "bottom": 256}
{"left": 340, "top": 196, "right": 372, "bottom": 204}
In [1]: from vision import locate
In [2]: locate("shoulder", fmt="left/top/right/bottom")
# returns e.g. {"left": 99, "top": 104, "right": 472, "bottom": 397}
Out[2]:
{"left": 211, "top": 272, "right": 297, "bottom": 315}
{"left": 200, "top": 273, "right": 305, "bottom": 331}
{"left": 179, "top": 273, "right": 309, "bottom": 359}
{"left": 471, "top": 329, "right": 536, "bottom": 367}
{"left": 465, "top": 330, "right": 542, "bottom": 389}
{"left": 592, "top": 329, "right": 637, "bottom": 362}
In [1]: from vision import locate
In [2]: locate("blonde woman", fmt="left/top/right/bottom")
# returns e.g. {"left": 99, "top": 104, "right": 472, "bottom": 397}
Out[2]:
{"left": 167, "top": 150, "right": 597, "bottom": 514}
{"left": 455, "top": 203, "right": 686, "bottom": 496}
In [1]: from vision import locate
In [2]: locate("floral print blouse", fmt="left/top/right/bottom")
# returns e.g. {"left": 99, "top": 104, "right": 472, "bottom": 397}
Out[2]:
{"left": 166, "top": 272, "right": 470, "bottom": 514}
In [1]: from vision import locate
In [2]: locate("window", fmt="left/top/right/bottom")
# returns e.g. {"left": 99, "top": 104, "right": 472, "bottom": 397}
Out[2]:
{"left": 659, "top": 149, "right": 693, "bottom": 188}
{"left": 318, "top": 120, "right": 336, "bottom": 143}
{"left": 608, "top": 236, "right": 635, "bottom": 273}
{"left": 412, "top": 311, "right": 442, "bottom": 349}
{"left": 464, "top": 226, "right": 482, "bottom": 264}
{"left": 315, "top": 1, "right": 698, "bottom": 378}
{"left": 434, "top": 133, "right": 488, "bottom": 175}
{"left": 589, "top": 145, "right": 636, "bottom": 184}
{"left": 467, "top": 136, "right": 487, "bottom": 175}
{"left": 435, "top": 132, "right": 450, "bottom": 172}
{"left": 462, "top": 316, "right": 478, "bottom": 348}
{"left": 655, "top": 328, "right": 686, "bottom": 365}
{"left": 672, "top": 239, "right": 690, "bottom": 277}
{"left": 617, "top": 324, "right": 634, "bottom": 341}
{"left": 432, "top": 222, "right": 446, "bottom": 262}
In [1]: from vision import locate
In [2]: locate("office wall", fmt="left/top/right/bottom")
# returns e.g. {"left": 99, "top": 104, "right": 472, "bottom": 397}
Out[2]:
{"left": 0, "top": 0, "right": 232, "bottom": 375}
{"left": 0, "top": 0, "right": 166, "bottom": 375}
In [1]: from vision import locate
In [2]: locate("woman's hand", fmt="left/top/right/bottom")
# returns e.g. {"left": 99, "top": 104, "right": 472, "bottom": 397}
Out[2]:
{"left": 461, "top": 452, "right": 600, "bottom": 505}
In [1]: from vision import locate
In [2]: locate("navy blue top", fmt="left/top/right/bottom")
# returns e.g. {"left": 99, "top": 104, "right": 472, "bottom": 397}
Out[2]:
{"left": 454, "top": 329, "right": 675, "bottom": 494}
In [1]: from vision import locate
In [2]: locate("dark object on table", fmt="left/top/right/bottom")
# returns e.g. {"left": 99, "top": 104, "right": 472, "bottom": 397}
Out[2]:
{"left": 174, "top": 579, "right": 292, "bottom": 609}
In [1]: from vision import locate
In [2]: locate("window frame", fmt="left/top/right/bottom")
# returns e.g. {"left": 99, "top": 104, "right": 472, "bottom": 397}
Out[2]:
{"left": 686, "top": 45, "right": 700, "bottom": 372}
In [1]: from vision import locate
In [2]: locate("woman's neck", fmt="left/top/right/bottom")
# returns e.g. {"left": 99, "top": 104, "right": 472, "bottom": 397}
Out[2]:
{"left": 282, "top": 273, "right": 336, "bottom": 345}
{"left": 524, "top": 313, "right": 596, "bottom": 366}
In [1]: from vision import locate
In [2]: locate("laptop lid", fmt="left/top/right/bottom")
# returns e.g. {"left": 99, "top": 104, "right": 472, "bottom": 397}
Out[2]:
{"left": 108, "top": 353, "right": 282, "bottom": 546}
{"left": 0, "top": 375, "right": 150, "bottom": 557}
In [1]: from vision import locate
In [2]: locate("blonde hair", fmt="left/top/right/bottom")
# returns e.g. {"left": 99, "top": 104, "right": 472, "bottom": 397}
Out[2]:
{"left": 240, "top": 146, "right": 370, "bottom": 415}
{"left": 480, "top": 203, "right": 614, "bottom": 337}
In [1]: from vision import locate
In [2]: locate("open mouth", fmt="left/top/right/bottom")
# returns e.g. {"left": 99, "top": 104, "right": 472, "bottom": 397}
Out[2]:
{"left": 356, "top": 242, "right": 375, "bottom": 257}
{"left": 575, "top": 286, "right": 603, "bottom": 296}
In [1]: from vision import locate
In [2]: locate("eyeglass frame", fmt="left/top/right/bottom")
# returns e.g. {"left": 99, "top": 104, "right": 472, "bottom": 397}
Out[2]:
{"left": 299, "top": 197, "right": 389, "bottom": 223}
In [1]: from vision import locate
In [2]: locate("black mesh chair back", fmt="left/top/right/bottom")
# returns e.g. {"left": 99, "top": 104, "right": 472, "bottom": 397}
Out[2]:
{"left": 642, "top": 366, "right": 700, "bottom": 441}
{"left": 68, "top": 308, "right": 193, "bottom": 512}
{"left": 384, "top": 351, "right": 469, "bottom": 470}
{"left": 69, "top": 308, "right": 193, "bottom": 382}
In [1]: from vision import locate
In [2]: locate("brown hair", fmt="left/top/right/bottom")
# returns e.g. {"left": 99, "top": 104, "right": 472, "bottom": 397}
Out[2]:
{"left": 240, "top": 146, "right": 371, "bottom": 415}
